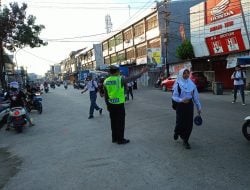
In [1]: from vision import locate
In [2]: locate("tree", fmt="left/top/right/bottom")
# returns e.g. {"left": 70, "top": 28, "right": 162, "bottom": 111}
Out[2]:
{"left": 176, "top": 39, "right": 195, "bottom": 60}
{"left": 0, "top": 2, "right": 47, "bottom": 89}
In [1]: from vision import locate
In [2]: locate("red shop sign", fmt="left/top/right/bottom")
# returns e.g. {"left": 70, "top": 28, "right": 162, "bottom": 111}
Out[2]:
{"left": 205, "top": 0, "right": 241, "bottom": 24}
{"left": 205, "top": 29, "right": 246, "bottom": 56}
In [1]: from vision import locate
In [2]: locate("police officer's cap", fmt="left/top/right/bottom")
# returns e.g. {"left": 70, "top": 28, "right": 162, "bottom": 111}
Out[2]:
{"left": 109, "top": 65, "right": 119, "bottom": 72}
{"left": 194, "top": 115, "right": 203, "bottom": 126}
{"left": 109, "top": 65, "right": 119, "bottom": 73}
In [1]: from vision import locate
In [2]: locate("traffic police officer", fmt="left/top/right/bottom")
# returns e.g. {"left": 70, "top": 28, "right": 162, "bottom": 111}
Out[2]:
{"left": 104, "top": 65, "right": 147, "bottom": 144}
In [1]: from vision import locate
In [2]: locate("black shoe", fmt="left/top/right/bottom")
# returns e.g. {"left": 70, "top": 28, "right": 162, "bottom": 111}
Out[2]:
{"left": 183, "top": 141, "right": 191, "bottom": 149}
{"left": 29, "top": 123, "right": 35, "bottom": 127}
{"left": 174, "top": 133, "right": 178, "bottom": 140}
{"left": 99, "top": 108, "right": 103, "bottom": 115}
{"left": 117, "top": 139, "right": 130, "bottom": 144}
{"left": 88, "top": 115, "right": 94, "bottom": 119}
{"left": 5, "top": 127, "right": 10, "bottom": 131}
{"left": 112, "top": 139, "right": 117, "bottom": 143}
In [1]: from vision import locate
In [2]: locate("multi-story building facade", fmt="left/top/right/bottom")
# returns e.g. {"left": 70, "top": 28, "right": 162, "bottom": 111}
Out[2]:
{"left": 99, "top": 1, "right": 168, "bottom": 86}
{"left": 57, "top": 0, "right": 205, "bottom": 86}
{"left": 99, "top": 0, "right": 204, "bottom": 85}
{"left": 190, "top": 0, "right": 250, "bottom": 88}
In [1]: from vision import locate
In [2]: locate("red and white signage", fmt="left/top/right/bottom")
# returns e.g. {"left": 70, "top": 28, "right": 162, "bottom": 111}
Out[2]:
{"left": 205, "top": 29, "right": 246, "bottom": 55}
{"left": 206, "top": 0, "right": 242, "bottom": 24}
{"left": 190, "top": 0, "right": 250, "bottom": 57}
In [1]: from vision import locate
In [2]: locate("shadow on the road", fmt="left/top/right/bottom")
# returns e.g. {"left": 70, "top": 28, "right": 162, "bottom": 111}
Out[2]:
{"left": 0, "top": 147, "right": 22, "bottom": 189}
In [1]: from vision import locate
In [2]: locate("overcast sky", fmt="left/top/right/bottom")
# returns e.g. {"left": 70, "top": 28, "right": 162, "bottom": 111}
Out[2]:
{"left": 3, "top": 0, "right": 157, "bottom": 75}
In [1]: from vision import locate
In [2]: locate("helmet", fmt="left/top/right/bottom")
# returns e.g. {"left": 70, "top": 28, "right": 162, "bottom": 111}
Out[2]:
{"left": 9, "top": 82, "right": 19, "bottom": 89}
{"left": 194, "top": 115, "right": 203, "bottom": 126}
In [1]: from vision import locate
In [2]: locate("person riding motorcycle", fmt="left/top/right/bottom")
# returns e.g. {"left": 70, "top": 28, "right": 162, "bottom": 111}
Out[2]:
{"left": 63, "top": 80, "right": 68, "bottom": 89}
{"left": 26, "top": 84, "right": 38, "bottom": 101}
{"left": 5, "top": 82, "right": 35, "bottom": 130}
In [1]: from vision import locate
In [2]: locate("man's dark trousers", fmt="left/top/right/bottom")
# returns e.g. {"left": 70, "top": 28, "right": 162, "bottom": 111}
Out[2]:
{"left": 233, "top": 84, "right": 245, "bottom": 103}
{"left": 89, "top": 91, "right": 100, "bottom": 116}
{"left": 108, "top": 103, "right": 125, "bottom": 142}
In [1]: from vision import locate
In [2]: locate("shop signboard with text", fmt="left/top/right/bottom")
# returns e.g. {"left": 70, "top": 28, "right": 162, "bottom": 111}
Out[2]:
{"left": 205, "top": 0, "right": 242, "bottom": 24}
{"left": 190, "top": 0, "right": 250, "bottom": 57}
{"left": 205, "top": 29, "right": 246, "bottom": 55}
{"left": 204, "top": 0, "right": 249, "bottom": 56}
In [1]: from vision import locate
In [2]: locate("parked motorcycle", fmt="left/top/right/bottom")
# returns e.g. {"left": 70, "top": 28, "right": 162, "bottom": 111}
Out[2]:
{"left": 0, "top": 102, "right": 10, "bottom": 127}
{"left": 242, "top": 116, "right": 250, "bottom": 141}
{"left": 0, "top": 92, "right": 9, "bottom": 127}
{"left": 26, "top": 92, "right": 43, "bottom": 114}
{"left": 9, "top": 107, "right": 27, "bottom": 133}
{"left": 154, "top": 77, "right": 162, "bottom": 88}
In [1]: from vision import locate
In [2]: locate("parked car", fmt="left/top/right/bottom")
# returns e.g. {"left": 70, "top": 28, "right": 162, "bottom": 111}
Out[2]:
{"left": 161, "top": 71, "right": 208, "bottom": 91}
{"left": 189, "top": 71, "right": 208, "bottom": 91}
{"left": 161, "top": 74, "right": 177, "bottom": 91}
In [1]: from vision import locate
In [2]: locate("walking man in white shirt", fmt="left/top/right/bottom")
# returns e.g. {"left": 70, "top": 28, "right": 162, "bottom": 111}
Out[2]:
{"left": 231, "top": 65, "right": 246, "bottom": 105}
{"left": 81, "top": 74, "right": 103, "bottom": 119}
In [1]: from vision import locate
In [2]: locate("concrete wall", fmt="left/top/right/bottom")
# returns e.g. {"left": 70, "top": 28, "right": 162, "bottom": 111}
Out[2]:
{"left": 167, "top": 0, "right": 204, "bottom": 63}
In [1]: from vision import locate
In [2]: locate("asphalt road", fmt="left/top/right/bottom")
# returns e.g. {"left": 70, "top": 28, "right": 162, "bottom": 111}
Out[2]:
{"left": 0, "top": 86, "right": 250, "bottom": 190}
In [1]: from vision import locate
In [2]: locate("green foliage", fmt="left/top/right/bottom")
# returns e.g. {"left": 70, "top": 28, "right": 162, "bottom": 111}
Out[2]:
{"left": 0, "top": 2, "right": 47, "bottom": 89}
{"left": 0, "top": 2, "right": 47, "bottom": 51}
{"left": 176, "top": 39, "right": 195, "bottom": 60}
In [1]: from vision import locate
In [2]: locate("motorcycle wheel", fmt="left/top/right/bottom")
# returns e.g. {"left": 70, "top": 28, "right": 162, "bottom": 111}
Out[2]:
{"left": 242, "top": 120, "right": 250, "bottom": 141}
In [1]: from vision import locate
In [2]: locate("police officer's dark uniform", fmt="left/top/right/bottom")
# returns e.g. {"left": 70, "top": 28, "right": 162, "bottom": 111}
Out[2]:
{"left": 104, "top": 65, "right": 146, "bottom": 144}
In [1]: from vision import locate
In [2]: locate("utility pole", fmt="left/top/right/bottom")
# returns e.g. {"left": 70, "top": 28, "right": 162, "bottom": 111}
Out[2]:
{"left": 158, "top": 0, "right": 170, "bottom": 77}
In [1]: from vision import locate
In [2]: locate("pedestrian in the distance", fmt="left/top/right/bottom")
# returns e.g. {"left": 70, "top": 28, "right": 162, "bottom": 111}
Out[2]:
{"left": 126, "top": 81, "right": 134, "bottom": 100}
{"left": 133, "top": 80, "right": 138, "bottom": 90}
{"left": 231, "top": 65, "right": 246, "bottom": 105}
{"left": 104, "top": 65, "right": 147, "bottom": 144}
{"left": 172, "top": 68, "right": 201, "bottom": 149}
{"left": 81, "top": 74, "right": 102, "bottom": 119}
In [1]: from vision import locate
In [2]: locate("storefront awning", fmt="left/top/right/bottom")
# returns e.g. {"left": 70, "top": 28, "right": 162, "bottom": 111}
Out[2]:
{"left": 226, "top": 53, "right": 250, "bottom": 68}
{"left": 237, "top": 56, "right": 250, "bottom": 66}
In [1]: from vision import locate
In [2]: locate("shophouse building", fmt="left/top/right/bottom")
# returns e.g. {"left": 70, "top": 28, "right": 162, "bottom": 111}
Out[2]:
{"left": 191, "top": 0, "right": 250, "bottom": 88}
{"left": 57, "top": 0, "right": 204, "bottom": 86}
{"left": 99, "top": 0, "right": 204, "bottom": 86}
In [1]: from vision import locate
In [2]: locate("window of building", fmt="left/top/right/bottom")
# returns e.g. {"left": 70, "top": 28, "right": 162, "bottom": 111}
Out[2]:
{"left": 104, "top": 56, "right": 110, "bottom": 64}
{"left": 87, "top": 51, "right": 92, "bottom": 60}
{"left": 148, "top": 39, "right": 160, "bottom": 48}
{"left": 146, "top": 15, "right": 158, "bottom": 31}
{"left": 115, "top": 33, "right": 123, "bottom": 45}
{"left": 126, "top": 49, "right": 135, "bottom": 59}
{"left": 134, "top": 22, "right": 144, "bottom": 37}
{"left": 110, "top": 54, "right": 117, "bottom": 64}
{"left": 103, "top": 42, "right": 108, "bottom": 51}
{"left": 124, "top": 29, "right": 132, "bottom": 42}
{"left": 136, "top": 45, "right": 146, "bottom": 57}
{"left": 117, "top": 51, "right": 125, "bottom": 62}
{"left": 109, "top": 38, "right": 115, "bottom": 49}
{"left": 84, "top": 55, "right": 88, "bottom": 62}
